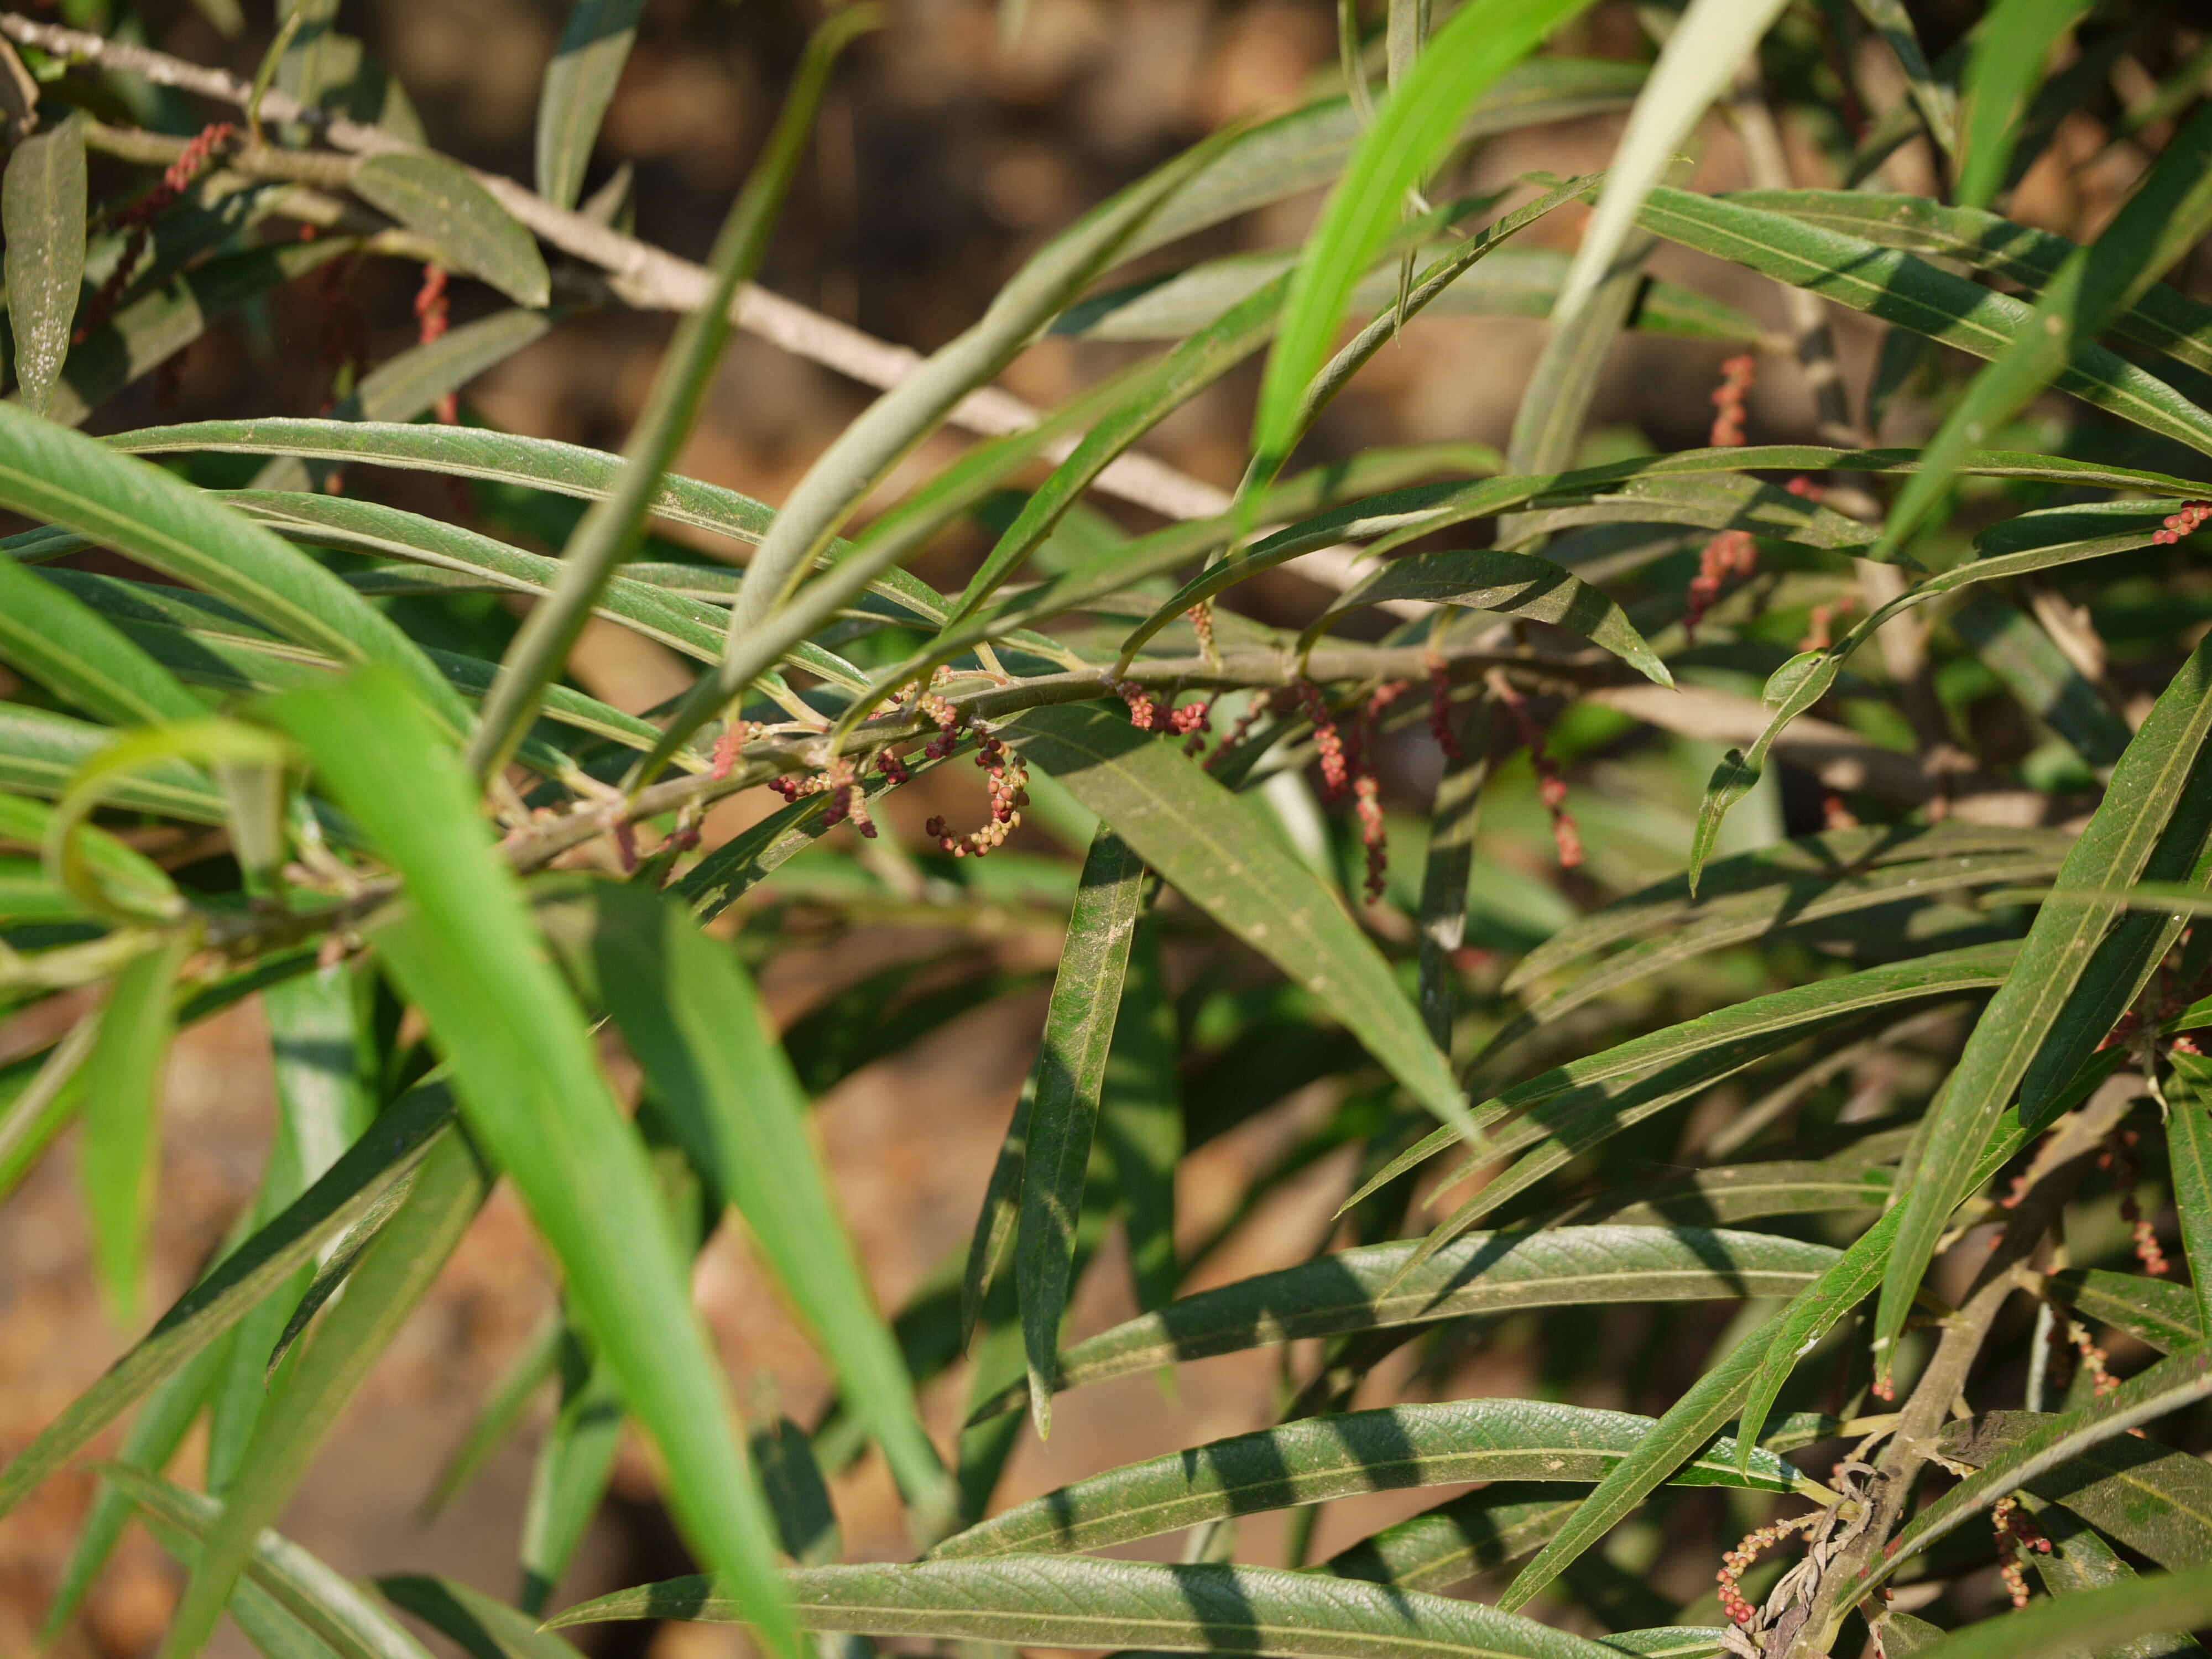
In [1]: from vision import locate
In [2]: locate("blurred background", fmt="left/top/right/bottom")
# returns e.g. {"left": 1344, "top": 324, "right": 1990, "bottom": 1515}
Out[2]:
{"left": 0, "top": 0, "right": 2178, "bottom": 1653}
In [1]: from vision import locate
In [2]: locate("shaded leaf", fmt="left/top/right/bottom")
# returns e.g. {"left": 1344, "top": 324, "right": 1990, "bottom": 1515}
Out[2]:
{"left": 968, "top": 1226, "right": 1839, "bottom": 1423}
{"left": 351, "top": 154, "right": 549, "bottom": 307}
{"left": 1000, "top": 703, "right": 1463, "bottom": 1132}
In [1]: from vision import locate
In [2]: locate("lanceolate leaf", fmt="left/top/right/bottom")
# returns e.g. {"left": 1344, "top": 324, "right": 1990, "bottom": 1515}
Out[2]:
{"left": 2045, "top": 1269, "right": 2203, "bottom": 1355}
{"left": 0, "top": 559, "right": 207, "bottom": 726}
{"left": 0, "top": 407, "right": 469, "bottom": 733}
{"left": 1850, "top": 1567, "right": 2212, "bottom": 1659}
{"left": 106, "top": 1468, "right": 440, "bottom": 1659}
{"left": 552, "top": 1555, "right": 1629, "bottom": 1659}
{"left": 379, "top": 1574, "right": 588, "bottom": 1659}
{"left": 1728, "top": 190, "right": 2212, "bottom": 379}
{"left": 1500, "top": 1114, "right": 2032, "bottom": 1610}
{"left": 1016, "top": 827, "right": 1146, "bottom": 1438}
{"left": 2022, "top": 1496, "right": 2207, "bottom": 1659}
{"left": 1955, "top": 0, "right": 2094, "bottom": 209}
{"left": 2, "top": 113, "right": 88, "bottom": 418}
{"left": 1303, "top": 550, "right": 1668, "bottom": 686}
{"left": 1876, "top": 103, "right": 2212, "bottom": 558}
{"left": 2167, "top": 1052, "right": 2212, "bottom": 1344}
{"left": 0, "top": 1081, "right": 457, "bottom": 1522}
{"left": 1322, "top": 1485, "right": 1585, "bottom": 1593}
{"left": 469, "top": 9, "right": 870, "bottom": 780}
{"left": 1345, "top": 942, "right": 2016, "bottom": 1218}
{"left": 1634, "top": 187, "right": 2212, "bottom": 460}
{"left": 1835, "top": 1345, "right": 2212, "bottom": 1610}
{"left": 932, "top": 1399, "right": 1804, "bottom": 1559}
{"left": 79, "top": 936, "right": 190, "bottom": 1323}
{"left": 966, "top": 1227, "right": 1840, "bottom": 1423}
{"left": 1875, "top": 639, "right": 2212, "bottom": 1365}
{"left": 1254, "top": 0, "right": 1593, "bottom": 479}
{"left": 535, "top": 0, "right": 646, "bottom": 210}
{"left": 350, "top": 154, "right": 550, "bottom": 308}
{"left": 999, "top": 703, "right": 1465, "bottom": 1133}
{"left": 1547, "top": 0, "right": 1786, "bottom": 328}
{"left": 572, "top": 880, "right": 953, "bottom": 1529}
{"left": 266, "top": 672, "right": 796, "bottom": 1659}
{"left": 1940, "top": 1415, "right": 2212, "bottom": 1570}
{"left": 158, "top": 1131, "right": 491, "bottom": 1659}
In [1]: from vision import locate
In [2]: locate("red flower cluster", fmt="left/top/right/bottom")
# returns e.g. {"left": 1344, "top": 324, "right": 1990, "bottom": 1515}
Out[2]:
{"left": 1715, "top": 1512, "right": 1818, "bottom": 1627}
{"left": 926, "top": 729, "right": 1029, "bottom": 858}
{"left": 1111, "top": 678, "right": 1213, "bottom": 753}
{"left": 1186, "top": 601, "right": 1217, "bottom": 661}
{"left": 2066, "top": 1319, "right": 2119, "bottom": 1398}
{"left": 1493, "top": 677, "right": 1581, "bottom": 869}
{"left": 1709, "top": 353, "right": 1756, "bottom": 448}
{"left": 1686, "top": 530, "right": 1758, "bottom": 642}
{"left": 1352, "top": 682, "right": 1411, "bottom": 905}
{"left": 77, "top": 122, "right": 236, "bottom": 343}
{"left": 414, "top": 265, "right": 458, "bottom": 423}
{"left": 1293, "top": 679, "right": 1352, "bottom": 801}
{"left": 709, "top": 720, "right": 757, "bottom": 782}
{"left": 1799, "top": 594, "right": 1856, "bottom": 653}
{"left": 1427, "top": 659, "right": 1460, "bottom": 760}
{"left": 1990, "top": 1496, "right": 2052, "bottom": 1609}
{"left": 2153, "top": 501, "right": 2212, "bottom": 545}
{"left": 2100, "top": 1127, "right": 2170, "bottom": 1276}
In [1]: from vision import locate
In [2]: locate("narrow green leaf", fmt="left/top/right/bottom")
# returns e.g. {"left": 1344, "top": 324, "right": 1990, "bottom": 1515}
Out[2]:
{"left": 137, "top": 1509, "right": 351, "bottom": 1659}
{"left": 1849, "top": 0, "right": 1956, "bottom": 152}
{"left": 1634, "top": 187, "right": 2212, "bottom": 460}
{"left": 519, "top": 1327, "right": 623, "bottom": 1615}
{"left": 569, "top": 878, "right": 952, "bottom": 1530}
{"left": 1877, "top": 104, "right": 2212, "bottom": 557}
{"left": 351, "top": 154, "right": 550, "bottom": 307}
{"left": 79, "top": 936, "right": 189, "bottom": 1323}
{"left": 1321, "top": 1485, "right": 1584, "bottom": 1593}
{"left": 1834, "top": 1344, "right": 2212, "bottom": 1611}
{"left": 1509, "top": 823, "right": 2063, "bottom": 993}
{"left": 1876, "top": 636, "right": 2212, "bottom": 1364}
{"left": 1348, "top": 942, "right": 2015, "bottom": 1222}
{"left": 967, "top": 1226, "right": 1839, "bottom": 1423}
{"left": 1058, "top": 241, "right": 1745, "bottom": 346}
{"left": 535, "top": 0, "right": 646, "bottom": 208}
{"left": 265, "top": 672, "right": 795, "bottom": 1659}
{"left": 0, "top": 1079, "right": 451, "bottom": 1526}
{"left": 646, "top": 140, "right": 1240, "bottom": 777}
{"left": 158, "top": 1129, "right": 490, "bottom": 1659}
{"left": 378, "top": 1574, "right": 587, "bottom": 1659}
{"left": 1304, "top": 549, "right": 1667, "bottom": 685}
{"left": 468, "top": 8, "right": 872, "bottom": 781}
{"left": 951, "top": 278, "right": 1281, "bottom": 624}
{"left": 3, "top": 113, "right": 88, "bottom": 417}
{"left": 0, "top": 406, "right": 469, "bottom": 732}
{"left": 1017, "top": 827, "right": 1146, "bottom": 1438}
{"left": 39, "top": 1335, "right": 227, "bottom": 1641}
{"left": 107, "top": 1467, "right": 439, "bottom": 1659}
{"left": 553, "top": 1555, "right": 1627, "bottom": 1659}
{"left": 1950, "top": 594, "right": 2132, "bottom": 770}
{"left": 2021, "top": 1495, "right": 2206, "bottom": 1659}
{"left": 1940, "top": 1414, "right": 2212, "bottom": 1569}
{"left": 1548, "top": 0, "right": 1785, "bottom": 330}
{"left": 1729, "top": 190, "right": 2212, "bottom": 380}
{"left": 2045, "top": 1267, "right": 2203, "bottom": 1355}
{"left": 932, "top": 1399, "right": 1804, "bottom": 1559}
{"left": 261, "top": 1160, "right": 419, "bottom": 1383}
{"left": 1955, "top": 0, "right": 2094, "bottom": 208}
{"left": 1098, "top": 919, "right": 1180, "bottom": 1316}
{"left": 999, "top": 703, "right": 1464, "bottom": 1133}
{"left": 2167, "top": 1052, "right": 2212, "bottom": 1345}
{"left": 1500, "top": 1114, "right": 2031, "bottom": 1609}
{"left": 959, "top": 1083, "right": 1030, "bottom": 1353}
{"left": 752, "top": 1416, "right": 841, "bottom": 1567}
{"left": 1129, "top": 57, "right": 1641, "bottom": 257}
{"left": 0, "top": 558, "right": 207, "bottom": 726}
{"left": 1253, "top": 0, "right": 1592, "bottom": 479}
